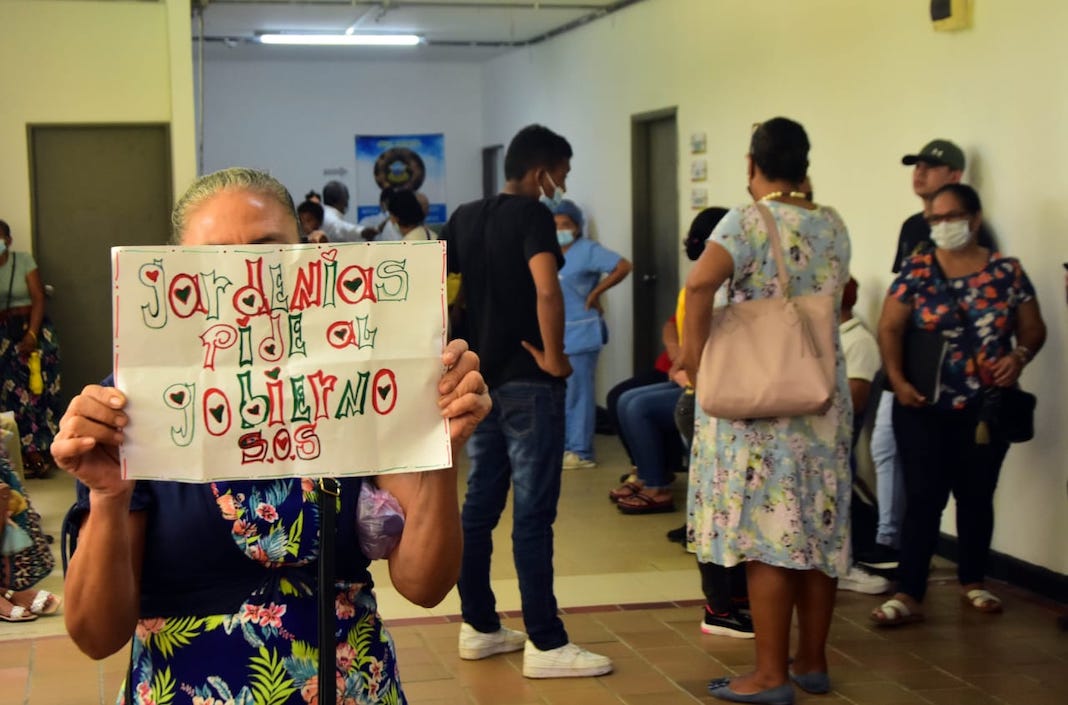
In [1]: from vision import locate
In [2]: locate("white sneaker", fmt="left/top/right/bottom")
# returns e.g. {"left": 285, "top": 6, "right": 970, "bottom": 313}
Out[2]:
{"left": 562, "top": 451, "right": 597, "bottom": 469}
{"left": 522, "top": 641, "right": 613, "bottom": 678}
{"left": 458, "top": 623, "right": 527, "bottom": 660}
{"left": 839, "top": 565, "right": 890, "bottom": 595}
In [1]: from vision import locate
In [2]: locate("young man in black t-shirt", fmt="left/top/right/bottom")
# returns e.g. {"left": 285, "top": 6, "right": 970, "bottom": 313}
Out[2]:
{"left": 443, "top": 124, "right": 612, "bottom": 678}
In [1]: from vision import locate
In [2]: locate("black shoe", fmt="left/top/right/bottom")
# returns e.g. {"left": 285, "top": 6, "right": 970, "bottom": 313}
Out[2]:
{"left": 856, "top": 543, "right": 899, "bottom": 570}
{"left": 666, "top": 525, "right": 686, "bottom": 544}
{"left": 701, "top": 605, "right": 755, "bottom": 639}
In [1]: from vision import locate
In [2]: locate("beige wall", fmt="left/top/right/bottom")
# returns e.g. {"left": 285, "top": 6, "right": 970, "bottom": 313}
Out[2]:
{"left": 0, "top": 0, "right": 196, "bottom": 247}
{"left": 482, "top": 0, "right": 1068, "bottom": 573}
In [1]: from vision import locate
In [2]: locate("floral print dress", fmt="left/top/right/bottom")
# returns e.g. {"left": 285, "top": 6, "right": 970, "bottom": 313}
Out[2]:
{"left": 688, "top": 202, "right": 853, "bottom": 577}
{"left": 120, "top": 478, "right": 406, "bottom": 705}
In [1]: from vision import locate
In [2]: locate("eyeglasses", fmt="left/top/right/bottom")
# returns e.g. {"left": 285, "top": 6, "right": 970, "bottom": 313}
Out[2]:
{"left": 926, "top": 211, "right": 969, "bottom": 225}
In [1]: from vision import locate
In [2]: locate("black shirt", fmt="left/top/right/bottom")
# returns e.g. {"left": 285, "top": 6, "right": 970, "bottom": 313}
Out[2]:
{"left": 892, "top": 212, "right": 997, "bottom": 272}
{"left": 442, "top": 194, "right": 565, "bottom": 388}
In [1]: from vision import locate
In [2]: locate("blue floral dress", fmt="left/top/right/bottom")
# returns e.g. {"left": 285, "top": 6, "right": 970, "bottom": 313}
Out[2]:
{"left": 688, "top": 202, "right": 853, "bottom": 577}
{"left": 107, "top": 478, "right": 406, "bottom": 705}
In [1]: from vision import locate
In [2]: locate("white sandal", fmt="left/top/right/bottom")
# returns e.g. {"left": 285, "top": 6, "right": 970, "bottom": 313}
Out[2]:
{"left": 870, "top": 597, "right": 924, "bottom": 627}
{"left": 962, "top": 588, "right": 1003, "bottom": 613}
{"left": 29, "top": 590, "right": 61, "bottom": 615}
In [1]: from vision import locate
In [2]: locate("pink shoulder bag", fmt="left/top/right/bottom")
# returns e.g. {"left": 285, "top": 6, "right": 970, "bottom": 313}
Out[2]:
{"left": 696, "top": 203, "right": 837, "bottom": 420}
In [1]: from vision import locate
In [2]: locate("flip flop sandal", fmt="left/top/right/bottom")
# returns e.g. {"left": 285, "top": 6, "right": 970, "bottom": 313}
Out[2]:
{"left": 608, "top": 481, "right": 643, "bottom": 502}
{"left": 870, "top": 598, "right": 924, "bottom": 627}
{"left": 616, "top": 492, "right": 675, "bottom": 515}
{"left": 962, "top": 588, "right": 1003, "bottom": 614}
{"left": 29, "top": 590, "right": 62, "bottom": 616}
{"left": 0, "top": 600, "right": 37, "bottom": 623}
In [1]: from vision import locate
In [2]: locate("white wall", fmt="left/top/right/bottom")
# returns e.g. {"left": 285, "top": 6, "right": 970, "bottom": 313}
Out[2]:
{"left": 0, "top": 0, "right": 197, "bottom": 243}
{"left": 200, "top": 57, "right": 484, "bottom": 217}
{"left": 481, "top": 0, "right": 1068, "bottom": 574}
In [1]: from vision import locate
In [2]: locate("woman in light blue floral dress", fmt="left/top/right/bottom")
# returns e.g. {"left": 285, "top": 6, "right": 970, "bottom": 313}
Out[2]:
{"left": 682, "top": 119, "right": 851, "bottom": 705}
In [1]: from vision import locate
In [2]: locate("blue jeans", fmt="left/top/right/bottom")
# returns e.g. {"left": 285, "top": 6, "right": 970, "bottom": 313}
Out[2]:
{"left": 616, "top": 382, "right": 683, "bottom": 488}
{"left": 871, "top": 391, "right": 906, "bottom": 547}
{"left": 458, "top": 379, "right": 569, "bottom": 650}
{"left": 564, "top": 351, "right": 598, "bottom": 460}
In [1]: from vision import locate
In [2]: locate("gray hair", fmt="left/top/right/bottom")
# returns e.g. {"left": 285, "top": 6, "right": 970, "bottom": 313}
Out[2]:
{"left": 171, "top": 167, "right": 298, "bottom": 243}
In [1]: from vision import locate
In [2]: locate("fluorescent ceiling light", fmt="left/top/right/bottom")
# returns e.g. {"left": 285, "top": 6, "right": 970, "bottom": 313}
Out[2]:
{"left": 259, "top": 33, "right": 421, "bottom": 47}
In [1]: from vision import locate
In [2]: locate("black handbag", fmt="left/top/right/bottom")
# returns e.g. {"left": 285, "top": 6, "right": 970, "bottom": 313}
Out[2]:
{"left": 977, "top": 386, "right": 1036, "bottom": 444}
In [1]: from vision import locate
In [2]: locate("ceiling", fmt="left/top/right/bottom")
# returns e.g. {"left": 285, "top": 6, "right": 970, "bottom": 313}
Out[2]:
{"left": 194, "top": 0, "right": 645, "bottom": 62}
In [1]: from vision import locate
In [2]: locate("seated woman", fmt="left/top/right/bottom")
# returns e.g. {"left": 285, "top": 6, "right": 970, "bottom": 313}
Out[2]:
{"left": 609, "top": 208, "right": 725, "bottom": 514}
{"left": 1, "top": 451, "right": 61, "bottom": 622}
{"left": 52, "top": 168, "right": 491, "bottom": 704}
{"left": 0, "top": 219, "right": 63, "bottom": 477}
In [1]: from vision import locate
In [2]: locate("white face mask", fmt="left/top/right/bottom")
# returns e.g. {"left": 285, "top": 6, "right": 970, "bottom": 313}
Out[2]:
{"left": 556, "top": 229, "right": 575, "bottom": 247}
{"left": 539, "top": 172, "right": 565, "bottom": 209}
{"left": 0, "top": 242, "right": 6, "bottom": 256}
{"left": 930, "top": 219, "right": 972, "bottom": 250}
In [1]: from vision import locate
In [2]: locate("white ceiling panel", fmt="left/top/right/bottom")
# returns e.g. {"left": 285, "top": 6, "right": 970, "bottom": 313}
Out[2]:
{"left": 198, "top": 0, "right": 640, "bottom": 51}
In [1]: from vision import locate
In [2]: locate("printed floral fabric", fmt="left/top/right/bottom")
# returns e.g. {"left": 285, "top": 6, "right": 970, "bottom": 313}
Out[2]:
{"left": 120, "top": 478, "right": 406, "bottom": 705}
{"left": 888, "top": 251, "right": 1035, "bottom": 410}
{"left": 687, "top": 202, "right": 853, "bottom": 578}
{"left": 0, "top": 315, "right": 62, "bottom": 464}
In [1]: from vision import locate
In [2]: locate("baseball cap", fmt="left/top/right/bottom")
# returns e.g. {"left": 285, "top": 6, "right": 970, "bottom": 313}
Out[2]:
{"left": 902, "top": 139, "right": 965, "bottom": 171}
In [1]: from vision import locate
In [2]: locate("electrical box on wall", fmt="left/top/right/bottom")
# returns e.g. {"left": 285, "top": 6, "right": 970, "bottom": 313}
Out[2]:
{"left": 931, "top": 0, "right": 973, "bottom": 31}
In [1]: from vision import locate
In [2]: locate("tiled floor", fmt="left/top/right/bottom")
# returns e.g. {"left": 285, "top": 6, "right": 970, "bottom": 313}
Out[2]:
{"left": 2, "top": 437, "right": 1066, "bottom": 704}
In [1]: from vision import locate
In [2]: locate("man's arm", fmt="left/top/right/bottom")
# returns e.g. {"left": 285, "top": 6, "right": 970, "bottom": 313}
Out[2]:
{"left": 520, "top": 252, "right": 571, "bottom": 378}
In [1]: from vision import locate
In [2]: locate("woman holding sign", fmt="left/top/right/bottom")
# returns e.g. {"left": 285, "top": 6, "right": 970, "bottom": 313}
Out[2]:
{"left": 52, "top": 168, "right": 491, "bottom": 705}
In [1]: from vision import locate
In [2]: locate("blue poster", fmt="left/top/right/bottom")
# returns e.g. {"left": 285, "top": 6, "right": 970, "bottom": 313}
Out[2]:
{"left": 354, "top": 134, "right": 446, "bottom": 225}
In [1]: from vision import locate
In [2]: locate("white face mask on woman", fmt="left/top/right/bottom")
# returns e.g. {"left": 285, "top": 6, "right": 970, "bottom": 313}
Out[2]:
{"left": 930, "top": 219, "right": 971, "bottom": 250}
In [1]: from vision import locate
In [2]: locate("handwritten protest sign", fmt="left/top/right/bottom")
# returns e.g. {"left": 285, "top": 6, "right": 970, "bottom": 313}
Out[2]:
{"left": 112, "top": 241, "right": 450, "bottom": 482}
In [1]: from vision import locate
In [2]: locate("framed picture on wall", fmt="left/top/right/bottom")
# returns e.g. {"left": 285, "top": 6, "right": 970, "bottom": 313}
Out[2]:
{"left": 690, "top": 132, "right": 707, "bottom": 154}
{"left": 690, "top": 158, "right": 707, "bottom": 182}
{"left": 691, "top": 187, "right": 709, "bottom": 209}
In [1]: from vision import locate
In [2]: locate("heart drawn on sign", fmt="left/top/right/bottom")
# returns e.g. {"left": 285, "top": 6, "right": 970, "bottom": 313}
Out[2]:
{"left": 377, "top": 384, "right": 392, "bottom": 400}
{"left": 333, "top": 329, "right": 348, "bottom": 340}
{"left": 145, "top": 270, "right": 160, "bottom": 283}
{"left": 264, "top": 344, "right": 276, "bottom": 356}
{"left": 210, "top": 405, "right": 225, "bottom": 423}
{"left": 242, "top": 294, "right": 257, "bottom": 307}
{"left": 235, "top": 315, "right": 250, "bottom": 328}
{"left": 274, "top": 433, "right": 291, "bottom": 456}
{"left": 169, "top": 391, "right": 185, "bottom": 405}
{"left": 342, "top": 278, "right": 363, "bottom": 293}
{"left": 321, "top": 248, "right": 338, "bottom": 262}
{"left": 175, "top": 286, "right": 192, "bottom": 303}
{"left": 246, "top": 404, "right": 261, "bottom": 416}
{"left": 265, "top": 367, "right": 281, "bottom": 380}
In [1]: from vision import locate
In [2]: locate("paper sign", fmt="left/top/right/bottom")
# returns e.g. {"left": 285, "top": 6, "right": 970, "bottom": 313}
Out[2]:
{"left": 112, "top": 241, "right": 450, "bottom": 482}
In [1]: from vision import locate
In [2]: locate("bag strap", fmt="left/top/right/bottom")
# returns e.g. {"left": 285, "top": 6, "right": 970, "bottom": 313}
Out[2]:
{"left": 752, "top": 203, "right": 792, "bottom": 299}
{"left": 317, "top": 478, "right": 340, "bottom": 705}
{"left": 5, "top": 253, "right": 16, "bottom": 312}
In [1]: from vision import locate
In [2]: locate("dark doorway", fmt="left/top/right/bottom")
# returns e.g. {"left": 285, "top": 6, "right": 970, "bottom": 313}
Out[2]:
{"left": 631, "top": 109, "right": 679, "bottom": 374}
{"left": 29, "top": 124, "right": 173, "bottom": 404}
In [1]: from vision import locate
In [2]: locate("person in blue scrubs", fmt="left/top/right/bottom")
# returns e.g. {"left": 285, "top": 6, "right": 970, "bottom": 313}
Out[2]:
{"left": 553, "top": 200, "right": 631, "bottom": 469}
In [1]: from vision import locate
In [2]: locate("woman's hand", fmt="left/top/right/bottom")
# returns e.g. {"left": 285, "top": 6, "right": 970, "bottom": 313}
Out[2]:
{"left": 990, "top": 354, "right": 1024, "bottom": 387}
{"left": 438, "top": 339, "right": 491, "bottom": 449}
{"left": 15, "top": 331, "right": 37, "bottom": 355}
{"left": 51, "top": 386, "right": 133, "bottom": 499}
{"left": 891, "top": 379, "right": 927, "bottom": 408}
{"left": 584, "top": 292, "right": 603, "bottom": 313}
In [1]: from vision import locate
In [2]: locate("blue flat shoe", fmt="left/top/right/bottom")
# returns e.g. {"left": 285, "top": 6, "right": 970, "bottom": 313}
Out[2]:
{"left": 708, "top": 677, "right": 794, "bottom": 704}
{"left": 789, "top": 670, "right": 831, "bottom": 694}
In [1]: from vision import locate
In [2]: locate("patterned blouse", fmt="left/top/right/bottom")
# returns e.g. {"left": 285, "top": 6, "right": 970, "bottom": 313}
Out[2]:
{"left": 888, "top": 251, "right": 1035, "bottom": 410}
{"left": 74, "top": 477, "right": 407, "bottom": 705}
